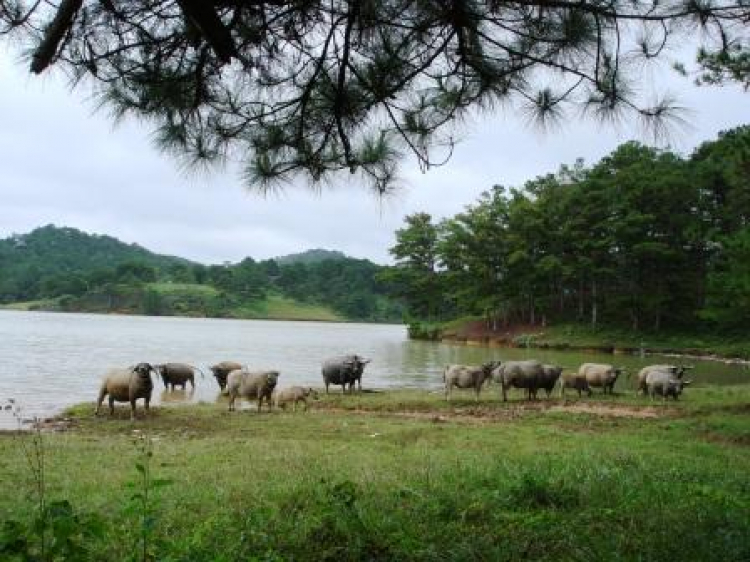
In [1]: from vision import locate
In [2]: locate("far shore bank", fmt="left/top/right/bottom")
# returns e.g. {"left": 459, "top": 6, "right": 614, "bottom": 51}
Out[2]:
{"left": 409, "top": 318, "right": 750, "bottom": 365}
{"left": 0, "top": 303, "right": 403, "bottom": 326}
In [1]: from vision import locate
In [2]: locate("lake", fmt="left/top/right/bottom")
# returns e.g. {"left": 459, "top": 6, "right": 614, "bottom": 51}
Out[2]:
{"left": 1, "top": 310, "right": 748, "bottom": 426}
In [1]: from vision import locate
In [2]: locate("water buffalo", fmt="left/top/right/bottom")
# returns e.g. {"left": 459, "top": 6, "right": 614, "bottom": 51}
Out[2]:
{"left": 646, "top": 370, "right": 692, "bottom": 401}
{"left": 210, "top": 361, "right": 243, "bottom": 392}
{"left": 155, "top": 362, "right": 203, "bottom": 391}
{"left": 321, "top": 355, "right": 370, "bottom": 394}
{"left": 579, "top": 363, "right": 623, "bottom": 394}
{"left": 95, "top": 362, "right": 156, "bottom": 420}
{"left": 539, "top": 365, "right": 564, "bottom": 398}
{"left": 226, "top": 369, "right": 279, "bottom": 412}
{"left": 636, "top": 364, "right": 692, "bottom": 395}
{"left": 559, "top": 372, "right": 592, "bottom": 397}
{"left": 273, "top": 386, "right": 319, "bottom": 412}
{"left": 443, "top": 362, "right": 498, "bottom": 401}
{"left": 492, "top": 360, "right": 545, "bottom": 401}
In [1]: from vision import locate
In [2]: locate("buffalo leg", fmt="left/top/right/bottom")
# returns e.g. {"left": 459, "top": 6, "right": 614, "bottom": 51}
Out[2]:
{"left": 95, "top": 389, "right": 106, "bottom": 416}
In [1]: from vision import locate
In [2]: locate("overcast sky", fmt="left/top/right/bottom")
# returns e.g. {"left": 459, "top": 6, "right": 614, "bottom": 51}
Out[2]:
{"left": 0, "top": 48, "right": 747, "bottom": 265}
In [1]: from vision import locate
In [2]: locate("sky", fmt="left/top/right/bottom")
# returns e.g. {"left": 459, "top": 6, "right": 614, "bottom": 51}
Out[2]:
{"left": 0, "top": 46, "right": 747, "bottom": 266}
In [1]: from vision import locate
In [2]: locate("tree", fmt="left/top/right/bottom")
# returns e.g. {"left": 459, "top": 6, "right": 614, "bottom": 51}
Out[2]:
{"left": 229, "top": 258, "right": 269, "bottom": 300}
{"left": 439, "top": 186, "right": 512, "bottom": 326}
{"left": 691, "top": 125, "right": 750, "bottom": 236}
{"left": 702, "top": 227, "right": 750, "bottom": 328}
{"left": 386, "top": 128, "right": 750, "bottom": 332}
{"left": 694, "top": 44, "right": 750, "bottom": 90}
{"left": 383, "top": 212, "right": 443, "bottom": 319}
{"left": 114, "top": 262, "right": 157, "bottom": 284}
{"left": 141, "top": 288, "right": 165, "bottom": 316}
{"left": 586, "top": 142, "right": 704, "bottom": 330}
{"left": 1, "top": 1, "right": 747, "bottom": 192}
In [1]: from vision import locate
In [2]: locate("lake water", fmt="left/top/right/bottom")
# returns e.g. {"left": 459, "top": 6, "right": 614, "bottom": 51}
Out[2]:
{"left": 1, "top": 310, "right": 748, "bottom": 426}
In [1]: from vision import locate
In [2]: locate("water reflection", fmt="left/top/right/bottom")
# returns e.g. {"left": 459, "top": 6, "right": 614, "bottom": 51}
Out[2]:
{"left": 159, "top": 389, "right": 195, "bottom": 403}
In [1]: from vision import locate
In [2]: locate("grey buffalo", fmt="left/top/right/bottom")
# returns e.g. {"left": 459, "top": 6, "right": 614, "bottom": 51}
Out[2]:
{"left": 155, "top": 362, "right": 203, "bottom": 391}
{"left": 443, "top": 363, "right": 497, "bottom": 401}
{"left": 226, "top": 369, "right": 280, "bottom": 412}
{"left": 646, "top": 370, "right": 692, "bottom": 401}
{"left": 539, "top": 365, "right": 564, "bottom": 398}
{"left": 636, "top": 364, "right": 692, "bottom": 396}
{"left": 321, "top": 355, "right": 370, "bottom": 394}
{"left": 579, "top": 363, "right": 623, "bottom": 394}
{"left": 273, "top": 386, "right": 319, "bottom": 412}
{"left": 95, "top": 362, "right": 157, "bottom": 420}
{"left": 209, "top": 361, "right": 243, "bottom": 392}
{"left": 492, "top": 360, "right": 545, "bottom": 401}
{"left": 559, "top": 372, "right": 592, "bottom": 397}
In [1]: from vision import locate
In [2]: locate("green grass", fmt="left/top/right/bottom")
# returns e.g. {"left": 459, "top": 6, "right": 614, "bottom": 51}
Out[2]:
{"left": 146, "top": 282, "right": 221, "bottom": 297}
{"left": 147, "top": 285, "right": 344, "bottom": 321}
{"left": 1, "top": 387, "right": 749, "bottom": 560}
{"left": 0, "top": 299, "right": 61, "bottom": 311}
{"left": 236, "top": 294, "right": 345, "bottom": 321}
{"left": 537, "top": 323, "right": 750, "bottom": 358}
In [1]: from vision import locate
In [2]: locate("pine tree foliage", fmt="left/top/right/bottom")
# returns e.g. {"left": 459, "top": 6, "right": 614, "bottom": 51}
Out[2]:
{"left": 1, "top": 0, "right": 747, "bottom": 192}
{"left": 384, "top": 126, "right": 750, "bottom": 331}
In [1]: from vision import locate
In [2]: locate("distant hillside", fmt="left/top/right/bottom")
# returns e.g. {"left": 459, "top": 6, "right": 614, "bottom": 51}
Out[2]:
{"left": 0, "top": 226, "right": 403, "bottom": 322}
{"left": 0, "top": 225, "right": 191, "bottom": 301}
{"left": 274, "top": 249, "right": 347, "bottom": 265}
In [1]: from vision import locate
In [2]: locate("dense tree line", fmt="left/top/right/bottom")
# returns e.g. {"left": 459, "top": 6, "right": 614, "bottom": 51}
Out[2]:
{"left": 383, "top": 126, "right": 750, "bottom": 333}
{"left": 0, "top": 225, "right": 400, "bottom": 321}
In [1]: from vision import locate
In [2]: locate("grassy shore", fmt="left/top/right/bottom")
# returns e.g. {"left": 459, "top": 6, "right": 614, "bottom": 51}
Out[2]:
{"left": 413, "top": 317, "right": 750, "bottom": 360}
{"left": 1, "top": 387, "right": 749, "bottom": 561}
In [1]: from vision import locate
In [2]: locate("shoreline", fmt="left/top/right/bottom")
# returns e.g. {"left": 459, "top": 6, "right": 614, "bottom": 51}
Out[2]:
{"left": 0, "top": 306, "right": 404, "bottom": 326}
{"left": 436, "top": 334, "right": 750, "bottom": 366}
{"left": 410, "top": 317, "right": 750, "bottom": 365}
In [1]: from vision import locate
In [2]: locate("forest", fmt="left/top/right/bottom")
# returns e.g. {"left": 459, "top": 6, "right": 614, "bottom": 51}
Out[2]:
{"left": 0, "top": 227, "right": 400, "bottom": 322}
{"left": 3, "top": 126, "right": 749, "bottom": 333}
{"left": 384, "top": 126, "right": 750, "bottom": 334}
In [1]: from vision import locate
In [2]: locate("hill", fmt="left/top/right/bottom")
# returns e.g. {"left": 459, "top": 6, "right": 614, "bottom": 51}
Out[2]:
{"left": 274, "top": 248, "right": 347, "bottom": 265}
{"left": 0, "top": 225, "right": 191, "bottom": 302}
{"left": 0, "top": 225, "right": 402, "bottom": 322}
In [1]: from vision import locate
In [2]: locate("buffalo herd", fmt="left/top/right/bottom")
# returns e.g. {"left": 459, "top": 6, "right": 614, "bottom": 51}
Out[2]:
{"left": 94, "top": 354, "right": 693, "bottom": 419}
{"left": 444, "top": 360, "right": 692, "bottom": 403}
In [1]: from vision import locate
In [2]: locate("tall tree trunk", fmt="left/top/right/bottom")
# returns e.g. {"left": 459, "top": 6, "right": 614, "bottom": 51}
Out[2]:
{"left": 578, "top": 277, "right": 585, "bottom": 320}
{"left": 591, "top": 279, "right": 598, "bottom": 329}
{"left": 529, "top": 295, "right": 535, "bottom": 325}
{"left": 631, "top": 309, "right": 639, "bottom": 331}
